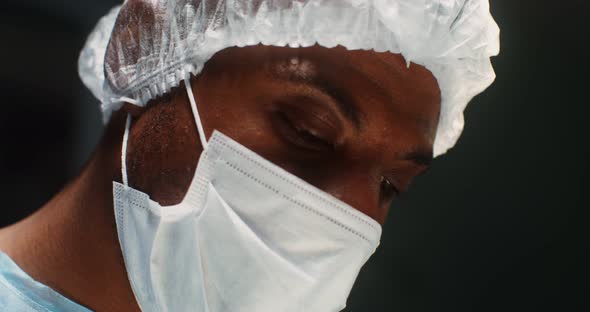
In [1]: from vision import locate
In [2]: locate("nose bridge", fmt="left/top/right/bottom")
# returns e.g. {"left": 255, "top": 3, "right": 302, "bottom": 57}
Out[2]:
{"left": 314, "top": 162, "right": 380, "bottom": 221}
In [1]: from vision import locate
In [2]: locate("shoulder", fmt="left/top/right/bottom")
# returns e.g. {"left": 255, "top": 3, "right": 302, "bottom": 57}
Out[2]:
{"left": 0, "top": 258, "right": 42, "bottom": 312}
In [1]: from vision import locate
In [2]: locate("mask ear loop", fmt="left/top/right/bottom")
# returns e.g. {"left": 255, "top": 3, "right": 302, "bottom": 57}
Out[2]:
{"left": 118, "top": 78, "right": 205, "bottom": 188}
{"left": 184, "top": 77, "right": 208, "bottom": 149}
{"left": 121, "top": 113, "right": 132, "bottom": 187}
{"left": 115, "top": 96, "right": 141, "bottom": 187}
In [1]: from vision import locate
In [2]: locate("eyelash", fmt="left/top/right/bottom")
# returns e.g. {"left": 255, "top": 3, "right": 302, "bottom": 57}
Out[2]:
{"left": 276, "top": 110, "right": 400, "bottom": 199}
{"left": 380, "top": 176, "right": 400, "bottom": 197}
{"left": 277, "top": 111, "right": 334, "bottom": 151}
{"left": 297, "top": 127, "right": 331, "bottom": 147}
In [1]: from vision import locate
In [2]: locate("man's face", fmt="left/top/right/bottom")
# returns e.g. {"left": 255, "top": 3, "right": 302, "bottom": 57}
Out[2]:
{"left": 125, "top": 44, "right": 440, "bottom": 224}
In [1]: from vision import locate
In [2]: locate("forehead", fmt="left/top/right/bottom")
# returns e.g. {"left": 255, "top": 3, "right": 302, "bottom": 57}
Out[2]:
{"left": 210, "top": 45, "right": 440, "bottom": 110}
{"left": 207, "top": 44, "right": 441, "bottom": 151}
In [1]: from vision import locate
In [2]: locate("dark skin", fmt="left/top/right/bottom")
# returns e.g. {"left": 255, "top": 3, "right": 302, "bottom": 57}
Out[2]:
{"left": 129, "top": 44, "right": 440, "bottom": 222}
{"left": 0, "top": 44, "right": 440, "bottom": 311}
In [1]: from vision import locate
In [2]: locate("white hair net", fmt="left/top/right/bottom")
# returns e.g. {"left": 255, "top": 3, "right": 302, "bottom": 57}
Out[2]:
{"left": 78, "top": 0, "right": 500, "bottom": 156}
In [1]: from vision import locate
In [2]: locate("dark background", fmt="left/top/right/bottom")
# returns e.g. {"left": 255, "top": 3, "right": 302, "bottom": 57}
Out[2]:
{"left": 0, "top": 1, "right": 588, "bottom": 311}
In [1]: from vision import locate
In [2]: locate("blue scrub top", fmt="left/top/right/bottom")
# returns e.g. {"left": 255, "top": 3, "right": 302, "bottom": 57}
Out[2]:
{"left": 0, "top": 251, "right": 91, "bottom": 312}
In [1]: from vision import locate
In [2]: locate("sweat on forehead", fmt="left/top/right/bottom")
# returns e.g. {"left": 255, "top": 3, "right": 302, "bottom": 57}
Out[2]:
{"left": 79, "top": 0, "right": 499, "bottom": 156}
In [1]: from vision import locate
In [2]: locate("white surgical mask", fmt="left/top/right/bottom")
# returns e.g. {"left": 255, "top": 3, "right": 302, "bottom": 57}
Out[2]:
{"left": 112, "top": 79, "right": 382, "bottom": 312}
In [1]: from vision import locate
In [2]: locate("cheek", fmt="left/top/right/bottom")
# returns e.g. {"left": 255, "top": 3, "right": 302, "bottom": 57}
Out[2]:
{"left": 305, "top": 164, "right": 384, "bottom": 223}
{"left": 126, "top": 98, "right": 202, "bottom": 206}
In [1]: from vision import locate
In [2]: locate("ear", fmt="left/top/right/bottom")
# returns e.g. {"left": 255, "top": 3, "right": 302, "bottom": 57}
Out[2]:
{"left": 120, "top": 102, "right": 145, "bottom": 118}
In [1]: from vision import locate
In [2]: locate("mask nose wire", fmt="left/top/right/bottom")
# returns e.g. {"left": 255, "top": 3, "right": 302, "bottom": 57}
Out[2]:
{"left": 184, "top": 77, "right": 208, "bottom": 149}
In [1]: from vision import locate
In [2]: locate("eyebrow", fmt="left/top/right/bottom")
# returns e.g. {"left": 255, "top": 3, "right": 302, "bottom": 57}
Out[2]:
{"left": 399, "top": 149, "right": 433, "bottom": 166}
{"left": 269, "top": 62, "right": 363, "bottom": 129}
{"left": 269, "top": 58, "right": 436, "bottom": 167}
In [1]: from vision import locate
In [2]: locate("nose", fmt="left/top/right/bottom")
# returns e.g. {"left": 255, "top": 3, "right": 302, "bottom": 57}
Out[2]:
{"left": 301, "top": 163, "right": 385, "bottom": 224}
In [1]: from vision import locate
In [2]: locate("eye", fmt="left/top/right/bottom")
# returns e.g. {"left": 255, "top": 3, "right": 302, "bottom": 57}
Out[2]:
{"left": 274, "top": 111, "right": 335, "bottom": 152}
{"left": 380, "top": 176, "right": 400, "bottom": 202}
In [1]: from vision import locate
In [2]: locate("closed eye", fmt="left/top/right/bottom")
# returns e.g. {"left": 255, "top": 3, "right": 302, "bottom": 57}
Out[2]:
{"left": 276, "top": 111, "right": 335, "bottom": 151}
{"left": 380, "top": 176, "right": 399, "bottom": 197}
